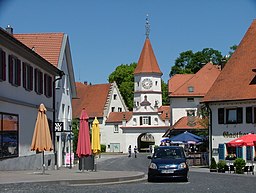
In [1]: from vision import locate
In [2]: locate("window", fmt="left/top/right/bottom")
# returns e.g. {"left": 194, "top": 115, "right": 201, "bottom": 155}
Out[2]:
{"left": 155, "top": 81, "right": 157, "bottom": 86}
{"left": 113, "top": 94, "right": 117, "bottom": 100}
{"left": 118, "top": 107, "right": 122, "bottom": 112}
{"left": 34, "top": 68, "right": 43, "bottom": 94}
{"left": 187, "top": 110, "right": 195, "bottom": 117}
{"left": 0, "top": 113, "right": 19, "bottom": 158}
{"left": 187, "top": 98, "right": 194, "bottom": 102}
{"left": 188, "top": 86, "right": 194, "bottom": 92}
{"left": 218, "top": 107, "right": 243, "bottom": 124}
{"left": 133, "top": 118, "right": 137, "bottom": 126}
{"left": 8, "top": 55, "right": 21, "bottom": 86}
{"left": 154, "top": 118, "right": 158, "bottom": 125}
{"left": 44, "top": 73, "right": 52, "bottom": 97}
{"left": 0, "top": 49, "right": 6, "bottom": 81}
{"left": 114, "top": 125, "right": 119, "bottom": 133}
{"left": 111, "top": 107, "right": 115, "bottom": 112}
{"left": 140, "top": 116, "right": 151, "bottom": 125}
{"left": 22, "top": 62, "right": 33, "bottom": 91}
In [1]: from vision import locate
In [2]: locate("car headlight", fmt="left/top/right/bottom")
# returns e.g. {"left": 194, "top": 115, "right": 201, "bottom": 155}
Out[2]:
{"left": 178, "top": 162, "right": 187, "bottom": 169}
{"left": 149, "top": 163, "right": 157, "bottom": 169}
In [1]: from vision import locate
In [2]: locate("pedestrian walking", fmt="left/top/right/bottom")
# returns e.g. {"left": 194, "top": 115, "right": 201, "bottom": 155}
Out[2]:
{"left": 128, "top": 145, "right": 131, "bottom": 157}
{"left": 134, "top": 146, "right": 137, "bottom": 158}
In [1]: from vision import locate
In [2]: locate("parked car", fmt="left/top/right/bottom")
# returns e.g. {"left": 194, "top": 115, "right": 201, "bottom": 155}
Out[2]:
{"left": 147, "top": 146, "right": 189, "bottom": 182}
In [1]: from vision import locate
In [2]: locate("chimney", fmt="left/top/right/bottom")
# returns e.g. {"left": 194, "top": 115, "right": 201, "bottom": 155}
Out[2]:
{"left": 6, "top": 25, "right": 13, "bottom": 34}
{"left": 122, "top": 113, "right": 126, "bottom": 127}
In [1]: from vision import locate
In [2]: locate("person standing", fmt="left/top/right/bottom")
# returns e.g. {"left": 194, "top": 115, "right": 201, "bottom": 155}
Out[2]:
{"left": 134, "top": 146, "right": 138, "bottom": 158}
{"left": 128, "top": 145, "right": 131, "bottom": 157}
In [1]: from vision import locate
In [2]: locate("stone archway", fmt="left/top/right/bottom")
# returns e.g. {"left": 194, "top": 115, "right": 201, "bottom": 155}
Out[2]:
{"left": 137, "top": 133, "right": 155, "bottom": 152}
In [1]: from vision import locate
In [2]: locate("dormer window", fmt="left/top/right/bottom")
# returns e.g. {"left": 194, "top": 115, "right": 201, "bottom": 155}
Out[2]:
{"left": 188, "top": 86, "right": 194, "bottom": 92}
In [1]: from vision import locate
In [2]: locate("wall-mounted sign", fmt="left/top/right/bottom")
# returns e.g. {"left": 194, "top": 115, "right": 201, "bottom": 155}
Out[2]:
{"left": 223, "top": 131, "right": 254, "bottom": 138}
{"left": 55, "top": 122, "right": 64, "bottom": 132}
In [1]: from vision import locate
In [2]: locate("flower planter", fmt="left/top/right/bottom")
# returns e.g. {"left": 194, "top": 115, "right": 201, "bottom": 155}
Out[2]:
{"left": 210, "top": 169, "right": 217, "bottom": 172}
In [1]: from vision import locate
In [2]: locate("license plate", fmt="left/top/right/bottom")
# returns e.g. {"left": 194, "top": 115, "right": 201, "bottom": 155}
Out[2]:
{"left": 161, "top": 170, "right": 174, "bottom": 174}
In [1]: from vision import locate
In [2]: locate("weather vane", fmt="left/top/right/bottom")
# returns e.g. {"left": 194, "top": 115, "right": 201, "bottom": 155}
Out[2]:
{"left": 145, "top": 14, "right": 150, "bottom": 38}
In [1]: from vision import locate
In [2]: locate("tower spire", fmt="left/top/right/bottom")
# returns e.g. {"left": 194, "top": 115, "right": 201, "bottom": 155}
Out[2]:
{"left": 145, "top": 14, "right": 150, "bottom": 38}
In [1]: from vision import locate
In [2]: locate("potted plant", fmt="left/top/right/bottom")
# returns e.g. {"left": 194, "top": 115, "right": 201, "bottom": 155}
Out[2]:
{"left": 234, "top": 158, "right": 246, "bottom": 174}
{"left": 217, "top": 160, "right": 227, "bottom": 173}
{"left": 209, "top": 157, "right": 217, "bottom": 172}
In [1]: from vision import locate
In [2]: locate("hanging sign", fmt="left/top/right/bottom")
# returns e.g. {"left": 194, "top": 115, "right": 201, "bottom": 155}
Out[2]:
{"left": 55, "top": 122, "right": 64, "bottom": 132}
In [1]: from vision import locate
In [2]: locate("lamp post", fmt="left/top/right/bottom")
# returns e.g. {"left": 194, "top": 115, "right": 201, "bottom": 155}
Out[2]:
{"left": 52, "top": 71, "right": 64, "bottom": 169}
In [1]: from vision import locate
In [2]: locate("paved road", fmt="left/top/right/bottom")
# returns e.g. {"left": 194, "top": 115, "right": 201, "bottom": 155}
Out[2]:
{"left": 0, "top": 153, "right": 255, "bottom": 193}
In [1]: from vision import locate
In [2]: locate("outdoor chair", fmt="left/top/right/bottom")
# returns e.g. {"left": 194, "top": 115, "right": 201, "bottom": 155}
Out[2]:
{"left": 244, "top": 165, "right": 254, "bottom": 175}
{"left": 229, "top": 165, "right": 235, "bottom": 173}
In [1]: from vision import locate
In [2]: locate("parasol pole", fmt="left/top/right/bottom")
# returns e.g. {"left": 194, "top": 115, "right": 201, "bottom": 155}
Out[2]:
{"left": 42, "top": 151, "right": 45, "bottom": 175}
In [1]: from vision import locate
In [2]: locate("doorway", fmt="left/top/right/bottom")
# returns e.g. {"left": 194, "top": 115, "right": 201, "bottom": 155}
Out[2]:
{"left": 137, "top": 133, "right": 155, "bottom": 152}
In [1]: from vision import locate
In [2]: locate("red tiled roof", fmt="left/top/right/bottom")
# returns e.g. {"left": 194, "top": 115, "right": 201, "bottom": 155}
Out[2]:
{"left": 72, "top": 82, "right": 111, "bottom": 119}
{"left": 105, "top": 112, "right": 133, "bottom": 123}
{"left": 158, "top": 106, "right": 171, "bottom": 121}
{"left": 168, "top": 74, "right": 194, "bottom": 94}
{"left": 14, "top": 33, "right": 64, "bottom": 67}
{"left": 203, "top": 19, "right": 256, "bottom": 102}
{"left": 134, "top": 38, "right": 162, "bottom": 75}
{"left": 171, "top": 116, "right": 206, "bottom": 130}
{"left": 169, "top": 63, "right": 221, "bottom": 97}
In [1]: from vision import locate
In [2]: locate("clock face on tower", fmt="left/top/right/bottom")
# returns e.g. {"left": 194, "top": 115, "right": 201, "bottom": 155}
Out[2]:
{"left": 142, "top": 78, "right": 153, "bottom": 89}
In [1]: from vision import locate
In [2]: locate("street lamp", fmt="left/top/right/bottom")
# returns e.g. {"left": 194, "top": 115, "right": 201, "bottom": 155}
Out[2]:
{"left": 52, "top": 71, "right": 64, "bottom": 169}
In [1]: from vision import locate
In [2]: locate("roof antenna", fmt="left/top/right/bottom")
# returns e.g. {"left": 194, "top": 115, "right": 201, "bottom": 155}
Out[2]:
{"left": 145, "top": 14, "right": 150, "bottom": 38}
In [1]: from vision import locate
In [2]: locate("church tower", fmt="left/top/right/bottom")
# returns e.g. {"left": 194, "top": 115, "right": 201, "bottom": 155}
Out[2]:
{"left": 133, "top": 16, "right": 163, "bottom": 112}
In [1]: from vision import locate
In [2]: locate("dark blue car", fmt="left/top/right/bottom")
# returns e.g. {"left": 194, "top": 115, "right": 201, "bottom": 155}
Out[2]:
{"left": 147, "top": 146, "right": 189, "bottom": 182}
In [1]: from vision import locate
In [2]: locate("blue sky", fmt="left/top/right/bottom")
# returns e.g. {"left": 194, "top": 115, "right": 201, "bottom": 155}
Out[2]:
{"left": 1, "top": 0, "right": 256, "bottom": 84}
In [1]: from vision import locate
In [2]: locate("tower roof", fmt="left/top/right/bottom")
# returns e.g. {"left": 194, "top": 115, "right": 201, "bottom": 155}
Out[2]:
{"left": 134, "top": 38, "right": 162, "bottom": 75}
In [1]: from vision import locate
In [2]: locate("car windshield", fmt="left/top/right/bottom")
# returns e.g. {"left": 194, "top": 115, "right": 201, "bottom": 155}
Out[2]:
{"left": 153, "top": 148, "right": 185, "bottom": 159}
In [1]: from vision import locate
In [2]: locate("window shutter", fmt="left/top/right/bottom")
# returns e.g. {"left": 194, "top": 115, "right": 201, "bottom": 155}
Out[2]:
{"left": 218, "top": 108, "right": 224, "bottom": 124}
{"left": 17, "top": 59, "right": 21, "bottom": 86}
{"left": 237, "top": 107, "right": 243, "bottom": 123}
{"left": 254, "top": 107, "right": 256, "bottom": 123}
{"left": 246, "top": 107, "right": 252, "bottom": 123}
{"left": 148, "top": 116, "right": 151, "bottom": 125}
{"left": 0, "top": 50, "right": 6, "bottom": 81}
{"left": 22, "top": 62, "right": 26, "bottom": 89}
{"left": 49, "top": 76, "right": 52, "bottom": 97}
{"left": 34, "top": 68, "right": 38, "bottom": 93}
{"left": 8, "top": 55, "right": 13, "bottom": 84}
{"left": 29, "top": 66, "right": 33, "bottom": 91}
{"left": 39, "top": 71, "right": 43, "bottom": 94}
{"left": 246, "top": 146, "right": 252, "bottom": 161}
{"left": 140, "top": 117, "right": 142, "bottom": 125}
{"left": 236, "top": 147, "right": 243, "bottom": 158}
{"left": 218, "top": 144, "right": 225, "bottom": 160}
{"left": 44, "top": 73, "right": 47, "bottom": 96}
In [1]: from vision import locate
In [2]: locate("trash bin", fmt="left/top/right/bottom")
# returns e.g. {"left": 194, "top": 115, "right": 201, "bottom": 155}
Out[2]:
{"left": 78, "top": 155, "right": 95, "bottom": 171}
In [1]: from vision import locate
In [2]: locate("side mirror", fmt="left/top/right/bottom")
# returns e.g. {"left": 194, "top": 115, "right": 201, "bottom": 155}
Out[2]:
{"left": 147, "top": 155, "right": 152, "bottom": 159}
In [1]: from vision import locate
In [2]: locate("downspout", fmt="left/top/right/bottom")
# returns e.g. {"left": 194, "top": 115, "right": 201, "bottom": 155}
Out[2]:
{"left": 206, "top": 103, "right": 213, "bottom": 165}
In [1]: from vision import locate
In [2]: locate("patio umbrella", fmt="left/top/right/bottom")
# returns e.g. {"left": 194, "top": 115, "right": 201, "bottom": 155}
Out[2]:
{"left": 226, "top": 133, "right": 256, "bottom": 147}
{"left": 76, "top": 109, "right": 92, "bottom": 157}
{"left": 91, "top": 117, "right": 101, "bottom": 154}
{"left": 169, "top": 131, "right": 203, "bottom": 144}
{"left": 31, "top": 103, "right": 53, "bottom": 174}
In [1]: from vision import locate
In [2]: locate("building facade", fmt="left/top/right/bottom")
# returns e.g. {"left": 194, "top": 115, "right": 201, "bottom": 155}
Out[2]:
{"left": 0, "top": 27, "right": 62, "bottom": 170}
{"left": 203, "top": 19, "right": 256, "bottom": 163}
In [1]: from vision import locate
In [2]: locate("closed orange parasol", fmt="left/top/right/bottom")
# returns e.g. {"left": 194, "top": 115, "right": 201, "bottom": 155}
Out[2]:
{"left": 31, "top": 103, "right": 53, "bottom": 173}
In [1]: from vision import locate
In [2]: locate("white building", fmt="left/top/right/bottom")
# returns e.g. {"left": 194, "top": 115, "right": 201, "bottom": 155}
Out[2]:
{"left": 203, "top": 19, "right": 256, "bottom": 163}
{"left": 14, "top": 32, "right": 77, "bottom": 167}
{"left": 0, "top": 26, "right": 62, "bottom": 170}
{"left": 168, "top": 63, "right": 220, "bottom": 126}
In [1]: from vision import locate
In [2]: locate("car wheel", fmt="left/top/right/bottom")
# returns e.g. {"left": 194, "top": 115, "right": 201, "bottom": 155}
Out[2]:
{"left": 182, "top": 176, "right": 188, "bottom": 182}
{"left": 147, "top": 177, "right": 154, "bottom": 182}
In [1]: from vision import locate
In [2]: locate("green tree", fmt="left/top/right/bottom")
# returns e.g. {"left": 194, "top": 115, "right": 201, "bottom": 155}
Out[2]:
{"left": 170, "top": 48, "right": 223, "bottom": 77}
{"left": 161, "top": 80, "right": 169, "bottom": 105}
{"left": 108, "top": 63, "right": 136, "bottom": 110}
